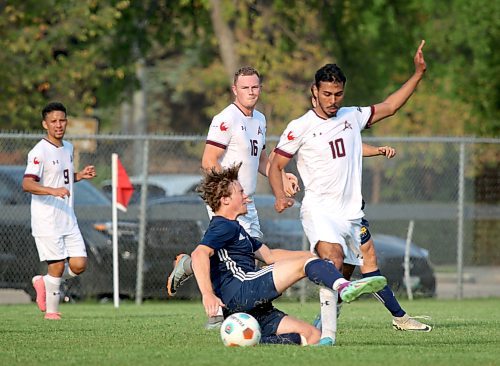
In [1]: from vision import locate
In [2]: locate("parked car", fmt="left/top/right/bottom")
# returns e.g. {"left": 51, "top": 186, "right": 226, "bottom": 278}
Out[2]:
{"left": 0, "top": 165, "right": 141, "bottom": 300}
{"left": 101, "top": 174, "right": 201, "bottom": 203}
{"left": 352, "top": 234, "right": 435, "bottom": 297}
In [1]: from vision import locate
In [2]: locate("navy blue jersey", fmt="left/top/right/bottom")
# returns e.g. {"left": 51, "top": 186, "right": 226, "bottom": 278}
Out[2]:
{"left": 200, "top": 215, "right": 263, "bottom": 304}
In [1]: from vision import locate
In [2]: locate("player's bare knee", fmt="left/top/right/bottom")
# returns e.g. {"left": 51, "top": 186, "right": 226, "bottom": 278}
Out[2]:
{"left": 317, "top": 250, "right": 344, "bottom": 270}
{"left": 69, "top": 258, "right": 87, "bottom": 275}
{"left": 304, "top": 326, "right": 321, "bottom": 345}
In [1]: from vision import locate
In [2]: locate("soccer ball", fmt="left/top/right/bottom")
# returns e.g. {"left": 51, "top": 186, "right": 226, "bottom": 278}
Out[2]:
{"left": 220, "top": 313, "right": 261, "bottom": 347}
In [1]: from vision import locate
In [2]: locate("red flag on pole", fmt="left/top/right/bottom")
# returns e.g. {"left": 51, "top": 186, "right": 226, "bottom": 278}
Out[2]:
{"left": 115, "top": 156, "right": 134, "bottom": 212}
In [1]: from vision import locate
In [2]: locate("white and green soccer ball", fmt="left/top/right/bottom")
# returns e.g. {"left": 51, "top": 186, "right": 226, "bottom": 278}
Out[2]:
{"left": 220, "top": 313, "right": 261, "bottom": 347}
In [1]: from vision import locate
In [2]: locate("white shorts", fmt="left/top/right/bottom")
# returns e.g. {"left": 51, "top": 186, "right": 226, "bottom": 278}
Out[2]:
{"left": 301, "top": 205, "right": 363, "bottom": 266}
{"left": 34, "top": 229, "right": 87, "bottom": 262}
{"left": 206, "top": 198, "right": 263, "bottom": 239}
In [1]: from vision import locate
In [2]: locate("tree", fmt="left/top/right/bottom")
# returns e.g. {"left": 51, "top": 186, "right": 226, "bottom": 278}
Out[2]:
{"left": 0, "top": 0, "right": 129, "bottom": 129}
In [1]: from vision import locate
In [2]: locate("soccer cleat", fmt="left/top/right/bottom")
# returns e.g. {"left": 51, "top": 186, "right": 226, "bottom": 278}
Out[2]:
{"left": 166, "top": 254, "right": 193, "bottom": 296}
{"left": 313, "top": 314, "right": 322, "bottom": 330}
{"left": 32, "top": 275, "right": 46, "bottom": 312}
{"left": 392, "top": 314, "right": 432, "bottom": 332}
{"left": 317, "top": 337, "right": 335, "bottom": 346}
{"left": 44, "top": 312, "right": 61, "bottom": 320}
{"left": 339, "top": 276, "right": 387, "bottom": 303}
{"left": 204, "top": 315, "right": 224, "bottom": 330}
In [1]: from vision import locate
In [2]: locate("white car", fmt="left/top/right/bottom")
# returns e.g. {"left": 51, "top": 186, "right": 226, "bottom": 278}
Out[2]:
{"left": 101, "top": 174, "right": 201, "bottom": 203}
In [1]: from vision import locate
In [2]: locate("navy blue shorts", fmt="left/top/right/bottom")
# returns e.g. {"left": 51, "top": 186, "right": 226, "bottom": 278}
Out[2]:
{"left": 360, "top": 218, "right": 372, "bottom": 245}
{"left": 223, "top": 268, "right": 286, "bottom": 337}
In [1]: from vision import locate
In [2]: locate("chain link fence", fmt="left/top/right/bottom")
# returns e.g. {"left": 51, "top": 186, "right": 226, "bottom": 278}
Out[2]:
{"left": 0, "top": 133, "right": 498, "bottom": 301}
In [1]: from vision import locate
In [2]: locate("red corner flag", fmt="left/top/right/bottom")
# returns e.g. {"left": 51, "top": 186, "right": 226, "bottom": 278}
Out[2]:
{"left": 112, "top": 154, "right": 134, "bottom": 212}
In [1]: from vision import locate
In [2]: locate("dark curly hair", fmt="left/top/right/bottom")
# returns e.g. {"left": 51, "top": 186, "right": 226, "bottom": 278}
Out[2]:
{"left": 314, "top": 64, "right": 347, "bottom": 88}
{"left": 42, "top": 102, "right": 66, "bottom": 120}
{"left": 197, "top": 163, "right": 242, "bottom": 212}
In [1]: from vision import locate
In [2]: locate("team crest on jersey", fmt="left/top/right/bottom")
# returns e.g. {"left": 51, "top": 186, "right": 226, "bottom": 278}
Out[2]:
{"left": 220, "top": 122, "right": 229, "bottom": 131}
{"left": 33, "top": 157, "right": 40, "bottom": 165}
{"left": 287, "top": 131, "right": 295, "bottom": 141}
{"left": 257, "top": 126, "right": 263, "bottom": 135}
{"left": 343, "top": 121, "right": 352, "bottom": 131}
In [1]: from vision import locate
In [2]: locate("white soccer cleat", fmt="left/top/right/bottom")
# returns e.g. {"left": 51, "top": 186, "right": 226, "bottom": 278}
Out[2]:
{"left": 392, "top": 314, "right": 432, "bottom": 332}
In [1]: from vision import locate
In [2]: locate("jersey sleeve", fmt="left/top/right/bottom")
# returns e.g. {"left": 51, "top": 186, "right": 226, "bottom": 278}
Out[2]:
{"left": 273, "top": 118, "right": 305, "bottom": 158}
{"left": 248, "top": 236, "right": 263, "bottom": 252}
{"left": 256, "top": 110, "right": 267, "bottom": 150}
{"left": 205, "top": 113, "right": 234, "bottom": 150}
{"left": 200, "top": 220, "right": 239, "bottom": 250}
{"left": 24, "top": 144, "right": 44, "bottom": 181}
{"left": 355, "top": 106, "right": 375, "bottom": 130}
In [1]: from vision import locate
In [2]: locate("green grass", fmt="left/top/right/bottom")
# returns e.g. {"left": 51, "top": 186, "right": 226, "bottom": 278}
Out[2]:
{"left": 1, "top": 298, "right": 499, "bottom": 365}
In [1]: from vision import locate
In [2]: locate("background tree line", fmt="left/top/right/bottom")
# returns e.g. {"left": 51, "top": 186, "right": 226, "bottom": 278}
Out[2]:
{"left": 1, "top": 0, "right": 498, "bottom": 137}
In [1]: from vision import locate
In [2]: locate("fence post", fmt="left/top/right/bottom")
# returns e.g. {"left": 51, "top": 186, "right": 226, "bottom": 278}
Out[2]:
{"left": 404, "top": 220, "right": 415, "bottom": 300}
{"left": 135, "top": 138, "right": 149, "bottom": 305}
{"left": 456, "top": 142, "right": 465, "bottom": 300}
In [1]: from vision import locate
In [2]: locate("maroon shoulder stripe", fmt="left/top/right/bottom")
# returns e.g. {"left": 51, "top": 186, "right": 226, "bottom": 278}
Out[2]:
{"left": 274, "top": 148, "right": 293, "bottom": 159}
{"left": 24, "top": 174, "right": 40, "bottom": 182}
{"left": 366, "top": 105, "right": 375, "bottom": 128}
{"left": 206, "top": 140, "right": 227, "bottom": 150}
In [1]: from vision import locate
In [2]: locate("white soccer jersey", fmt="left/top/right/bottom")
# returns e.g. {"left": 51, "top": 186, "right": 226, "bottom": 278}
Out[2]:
{"left": 206, "top": 103, "right": 266, "bottom": 197}
{"left": 275, "top": 106, "right": 374, "bottom": 220}
{"left": 24, "top": 139, "right": 79, "bottom": 236}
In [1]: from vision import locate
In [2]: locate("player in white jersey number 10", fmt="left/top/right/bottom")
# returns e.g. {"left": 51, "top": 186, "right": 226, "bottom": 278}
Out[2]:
{"left": 269, "top": 41, "right": 431, "bottom": 344}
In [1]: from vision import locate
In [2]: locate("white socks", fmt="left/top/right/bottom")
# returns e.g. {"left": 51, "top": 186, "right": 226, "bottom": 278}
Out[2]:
{"left": 44, "top": 275, "right": 62, "bottom": 314}
{"left": 332, "top": 278, "right": 348, "bottom": 291}
{"left": 319, "top": 287, "right": 338, "bottom": 340}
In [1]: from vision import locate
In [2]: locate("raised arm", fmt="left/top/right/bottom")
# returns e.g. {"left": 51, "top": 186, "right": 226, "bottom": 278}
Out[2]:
{"left": 370, "top": 40, "right": 427, "bottom": 125}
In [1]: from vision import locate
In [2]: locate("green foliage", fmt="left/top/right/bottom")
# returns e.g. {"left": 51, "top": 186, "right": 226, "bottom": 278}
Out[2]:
{"left": 420, "top": 0, "right": 500, "bottom": 136}
{"left": 0, "top": 300, "right": 499, "bottom": 365}
{"left": 0, "top": 0, "right": 127, "bottom": 129}
{"left": 0, "top": 0, "right": 497, "bottom": 137}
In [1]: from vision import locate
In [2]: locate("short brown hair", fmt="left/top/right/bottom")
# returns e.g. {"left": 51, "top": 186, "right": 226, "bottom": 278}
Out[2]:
{"left": 233, "top": 66, "right": 261, "bottom": 85}
{"left": 197, "top": 163, "right": 242, "bottom": 212}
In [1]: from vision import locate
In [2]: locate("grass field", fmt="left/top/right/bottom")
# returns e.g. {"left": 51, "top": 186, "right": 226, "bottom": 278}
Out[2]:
{"left": 1, "top": 298, "right": 499, "bottom": 366}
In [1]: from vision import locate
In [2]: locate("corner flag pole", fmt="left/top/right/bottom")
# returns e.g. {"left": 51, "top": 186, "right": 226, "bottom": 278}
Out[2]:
{"left": 111, "top": 153, "right": 120, "bottom": 308}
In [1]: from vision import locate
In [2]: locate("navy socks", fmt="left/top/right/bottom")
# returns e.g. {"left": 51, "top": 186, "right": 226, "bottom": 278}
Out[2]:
{"left": 362, "top": 269, "right": 405, "bottom": 317}
{"left": 304, "top": 258, "right": 343, "bottom": 289}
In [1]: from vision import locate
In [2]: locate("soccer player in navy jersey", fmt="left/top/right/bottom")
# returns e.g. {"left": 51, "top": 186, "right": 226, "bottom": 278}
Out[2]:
{"left": 190, "top": 163, "right": 387, "bottom": 345}
{"left": 166, "top": 66, "right": 298, "bottom": 329}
